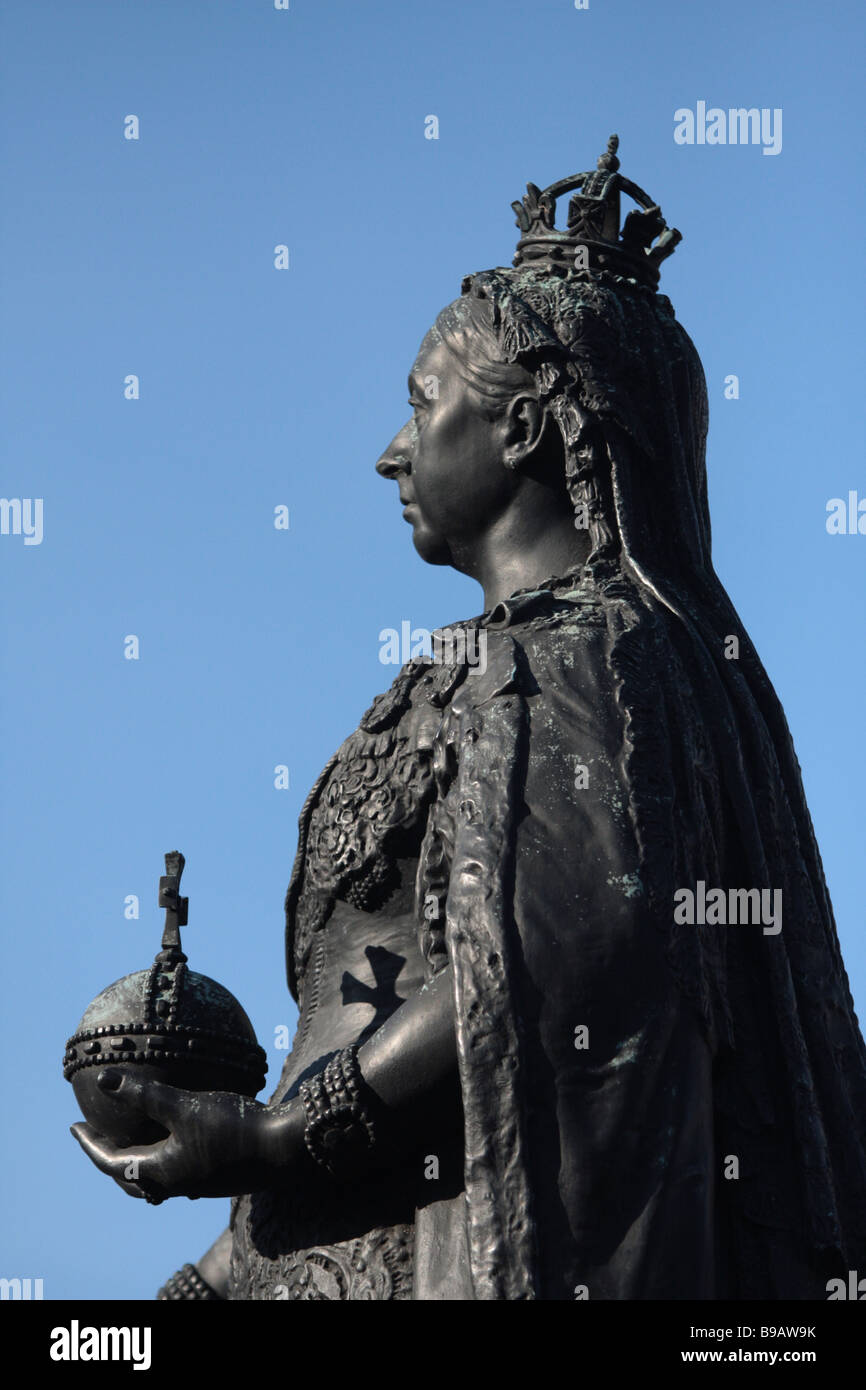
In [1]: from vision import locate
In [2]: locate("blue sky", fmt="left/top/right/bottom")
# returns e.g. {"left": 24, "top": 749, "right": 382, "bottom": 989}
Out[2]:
{"left": 2, "top": 0, "right": 864, "bottom": 1299}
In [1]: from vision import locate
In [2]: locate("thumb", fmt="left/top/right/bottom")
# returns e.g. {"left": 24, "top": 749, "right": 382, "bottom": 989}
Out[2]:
{"left": 96, "top": 1067, "right": 183, "bottom": 1127}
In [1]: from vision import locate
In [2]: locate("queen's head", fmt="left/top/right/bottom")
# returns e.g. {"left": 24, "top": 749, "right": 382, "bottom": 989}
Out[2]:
{"left": 376, "top": 136, "right": 711, "bottom": 617}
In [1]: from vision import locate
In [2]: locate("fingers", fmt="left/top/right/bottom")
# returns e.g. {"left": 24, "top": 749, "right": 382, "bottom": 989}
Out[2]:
{"left": 70, "top": 1124, "right": 167, "bottom": 1203}
{"left": 70, "top": 1122, "right": 148, "bottom": 1176}
{"left": 95, "top": 1067, "right": 183, "bottom": 1127}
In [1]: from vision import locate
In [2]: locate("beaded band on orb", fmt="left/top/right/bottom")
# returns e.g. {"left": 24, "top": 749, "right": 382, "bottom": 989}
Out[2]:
{"left": 299, "top": 1043, "right": 376, "bottom": 1177}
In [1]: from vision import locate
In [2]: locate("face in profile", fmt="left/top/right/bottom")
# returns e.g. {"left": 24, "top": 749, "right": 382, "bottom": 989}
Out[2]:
{"left": 375, "top": 316, "right": 525, "bottom": 575}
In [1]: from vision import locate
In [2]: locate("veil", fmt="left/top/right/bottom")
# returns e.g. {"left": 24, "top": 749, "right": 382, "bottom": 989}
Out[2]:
{"left": 443, "top": 265, "right": 866, "bottom": 1291}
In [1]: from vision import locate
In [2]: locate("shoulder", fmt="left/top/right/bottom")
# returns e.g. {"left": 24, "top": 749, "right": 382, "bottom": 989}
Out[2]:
{"left": 450, "top": 595, "right": 616, "bottom": 725}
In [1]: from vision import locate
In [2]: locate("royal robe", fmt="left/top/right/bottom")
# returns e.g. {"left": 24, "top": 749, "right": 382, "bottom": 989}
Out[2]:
{"left": 228, "top": 571, "right": 866, "bottom": 1300}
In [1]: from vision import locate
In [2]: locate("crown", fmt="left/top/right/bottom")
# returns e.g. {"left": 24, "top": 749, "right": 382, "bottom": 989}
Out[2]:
{"left": 511, "top": 135, "right": 681, "bottom": 288}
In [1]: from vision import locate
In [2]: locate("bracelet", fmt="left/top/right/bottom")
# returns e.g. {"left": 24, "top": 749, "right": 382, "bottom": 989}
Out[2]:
{"left": 157, "top": 1263, "right": 221, "bottom": 1301}
{"left": 298, "top": 1043, "right": 376, "bottom": 1177}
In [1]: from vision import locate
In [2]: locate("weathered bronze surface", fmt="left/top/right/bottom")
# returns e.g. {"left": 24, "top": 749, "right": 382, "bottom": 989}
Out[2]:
{"left": 70, "top": 139, "right": 866, "bottom": 1300}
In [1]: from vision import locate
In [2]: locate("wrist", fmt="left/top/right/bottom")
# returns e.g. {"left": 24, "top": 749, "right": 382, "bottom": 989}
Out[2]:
{"left": 258, "top": 1097, "right": 307, "bottom": 1179}
{"left": 297, "top": 1043, "right": 380, "bottom": 1179}
{"left": 157, "top": 1263, "right": 221, "bottom": 1301}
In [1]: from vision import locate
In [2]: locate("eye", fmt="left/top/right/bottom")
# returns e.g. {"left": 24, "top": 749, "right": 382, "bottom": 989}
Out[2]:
{"left": 407, "top": 397, "right": 428, "bottom": 427}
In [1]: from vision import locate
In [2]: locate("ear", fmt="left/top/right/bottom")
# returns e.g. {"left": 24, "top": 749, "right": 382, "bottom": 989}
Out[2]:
{"left": 502, "top": 394, "right": 545, "bottom": 472}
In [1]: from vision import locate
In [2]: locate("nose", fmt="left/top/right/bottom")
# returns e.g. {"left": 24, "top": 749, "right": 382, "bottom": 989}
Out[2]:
{"left": 375, "top": 452, "right": 410, "bottom": 480}
{"left": 375, "top": 425, "right": 413, "bottom": 479}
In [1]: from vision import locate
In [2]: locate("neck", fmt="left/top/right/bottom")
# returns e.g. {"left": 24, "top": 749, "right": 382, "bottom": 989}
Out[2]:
{"left": 457, "top": 506, "right": 590, "bottom": 611}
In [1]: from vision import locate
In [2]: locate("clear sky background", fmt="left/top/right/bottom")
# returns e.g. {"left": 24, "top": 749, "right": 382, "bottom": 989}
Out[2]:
{"left": 2, "top": 0, "right": 864, "bottom": 1300}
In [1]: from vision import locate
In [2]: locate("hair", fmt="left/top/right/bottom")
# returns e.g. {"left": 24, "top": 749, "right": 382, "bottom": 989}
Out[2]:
{"left": 435, "top": 263, "right": 866, "bottom": 1286}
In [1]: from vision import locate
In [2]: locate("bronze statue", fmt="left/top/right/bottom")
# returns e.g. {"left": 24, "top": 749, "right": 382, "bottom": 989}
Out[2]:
{"left": 71, "top": 137, "right": 866, "bottom": 1300}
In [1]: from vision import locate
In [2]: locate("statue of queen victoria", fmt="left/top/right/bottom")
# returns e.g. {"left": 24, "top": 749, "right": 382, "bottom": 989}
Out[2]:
{"left": 73, "top": 137, "right": 866, "bottom": 1301}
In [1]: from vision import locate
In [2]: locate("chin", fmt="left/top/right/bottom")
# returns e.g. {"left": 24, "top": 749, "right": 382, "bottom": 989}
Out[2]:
{"left": 411, "top": 525, "right": 452, "bottom": 567}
